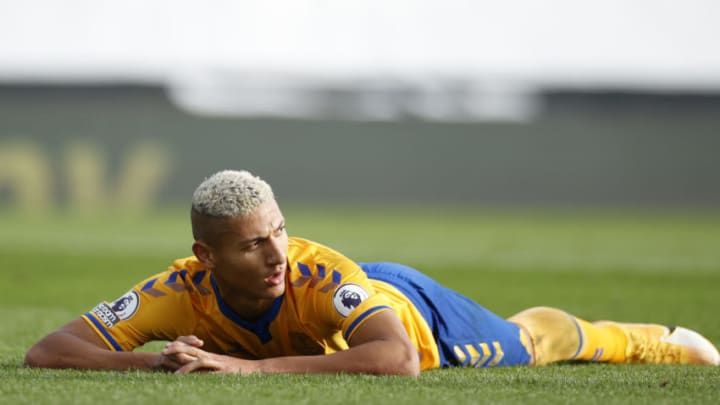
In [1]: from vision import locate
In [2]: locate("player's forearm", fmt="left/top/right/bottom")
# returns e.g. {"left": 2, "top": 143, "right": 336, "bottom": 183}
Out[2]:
{"left": 254, "top": 339, "right": 420, "bottom": 376}
{"left": 24, "top": 331, "right": 160, "bottom": 371}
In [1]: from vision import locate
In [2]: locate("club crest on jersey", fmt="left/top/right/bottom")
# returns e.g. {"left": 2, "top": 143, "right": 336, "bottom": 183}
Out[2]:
{"left": 332, "top": 283, "right": 369, "bottom": 318}
{"left": 110, "top": 290, "right": 139, "bottom": 321}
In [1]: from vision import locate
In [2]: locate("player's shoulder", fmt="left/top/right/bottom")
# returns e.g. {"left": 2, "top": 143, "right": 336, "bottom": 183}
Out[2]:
{"left": 286, "top": 236, "right": 368, "bottom": 290}
{"left": 168, "top": 255, "right": 205, "bottom": 272}
{"left": 287, "top": 236, "right": 322, "bottom": 254}
{"left": 164, "top": 255, "right": 211, "bottom": 283}
{"left": 288, "top": 237, "right": 320, "bottom": 264}
{"left": 288, "top": 237, "right": 349, "bottom": 262}
{"left": 133, "top": 256, "right": 212, "bottom": 297}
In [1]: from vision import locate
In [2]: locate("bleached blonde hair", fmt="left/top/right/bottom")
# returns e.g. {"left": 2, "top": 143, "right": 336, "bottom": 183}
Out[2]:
{"left": 191, "top": 170, "right": 274, "bottom": 218}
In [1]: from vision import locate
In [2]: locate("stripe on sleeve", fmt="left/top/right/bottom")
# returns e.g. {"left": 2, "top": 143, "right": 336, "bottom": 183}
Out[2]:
{"left": 84, "top": 312, "right": 124, "bottom": 351}
{"left": 343, "top": 305, "right": 392, "bottom": 341}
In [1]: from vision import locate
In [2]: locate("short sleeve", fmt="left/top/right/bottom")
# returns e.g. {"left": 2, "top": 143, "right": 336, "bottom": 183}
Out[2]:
{"left": 82, "top": 271, "right": 196, "bottom": 351}
{"left": 289, "top": 239, "right": 395, "bottom": 343}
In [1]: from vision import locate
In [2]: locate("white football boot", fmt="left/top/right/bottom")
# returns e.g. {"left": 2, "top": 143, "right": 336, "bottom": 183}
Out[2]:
{"left": 594, "top": 322, "right": 720, "bottom": 365}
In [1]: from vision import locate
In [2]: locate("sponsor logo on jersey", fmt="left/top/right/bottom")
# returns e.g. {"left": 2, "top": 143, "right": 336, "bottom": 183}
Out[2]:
{"left": 332, "top": 283, "right": 369, "bottom": 318}
{"left": 110, "top": 290, "right": 140, "bottom": 321}
{"left": 91, "top": 302, "right": 120, "bottom": 328}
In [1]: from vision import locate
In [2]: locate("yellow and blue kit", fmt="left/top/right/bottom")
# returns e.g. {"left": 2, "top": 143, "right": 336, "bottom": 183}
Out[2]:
{"left": 82, "top": 237, "right": 531, "bottom": 370}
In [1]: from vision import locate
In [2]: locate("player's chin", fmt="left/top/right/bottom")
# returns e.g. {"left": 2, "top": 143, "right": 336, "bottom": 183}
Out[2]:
{"left": 261, "top": 283, "right": 285, "bottom": 300}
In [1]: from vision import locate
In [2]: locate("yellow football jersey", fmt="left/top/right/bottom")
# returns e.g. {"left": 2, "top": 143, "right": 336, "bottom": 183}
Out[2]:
{"left": 82, "top": 237, "right": 441, "bottom": 370}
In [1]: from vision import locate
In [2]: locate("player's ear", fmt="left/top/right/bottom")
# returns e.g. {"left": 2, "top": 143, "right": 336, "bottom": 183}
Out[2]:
{"left": 192, "top": 241, "right": 214, "bottom": 268}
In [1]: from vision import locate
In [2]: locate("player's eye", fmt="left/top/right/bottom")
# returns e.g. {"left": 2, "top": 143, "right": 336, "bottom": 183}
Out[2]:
{"left": 243, "top": 239, "right": 262, "bottom": 250}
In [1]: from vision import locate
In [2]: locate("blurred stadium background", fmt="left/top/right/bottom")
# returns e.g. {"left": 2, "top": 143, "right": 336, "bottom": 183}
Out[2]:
{"left": 1, "top": 0, "right": 720, "bottom": 213}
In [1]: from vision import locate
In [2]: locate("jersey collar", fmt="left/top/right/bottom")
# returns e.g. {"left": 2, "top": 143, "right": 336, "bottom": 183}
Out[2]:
{"left": 209, "top": 274, "right": 284, "bottom": 344}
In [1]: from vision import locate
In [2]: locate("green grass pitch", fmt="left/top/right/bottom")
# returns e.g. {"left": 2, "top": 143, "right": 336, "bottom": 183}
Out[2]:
{"left": 1, "top": 206, "right": 719, "bottom": 404}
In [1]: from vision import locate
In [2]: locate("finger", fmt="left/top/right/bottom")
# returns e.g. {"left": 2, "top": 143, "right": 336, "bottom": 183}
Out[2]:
{"left": 175, "top": 358, "right": 218, "bottom": 374}
{"left": 162, "top": 342, "right": 201, "bottom": 357}
{"left": 161, "top": 343, "right": 181, "bottom": 356}
{"left": 157, "top": 355, "right": 185, "bottom": 372}
{"left": 160, "top": 349, "right": 203, "bottom": 370}
{"left": 172, "top": 352, "right": 199, "bottom": 364}
{"left": 176, "top": 335, "right": 204, "bottom": 347}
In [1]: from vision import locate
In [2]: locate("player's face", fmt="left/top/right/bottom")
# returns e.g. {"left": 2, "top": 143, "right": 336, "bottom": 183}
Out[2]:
{"left": 203, "top": 199, "right": 288, "bottom": 307}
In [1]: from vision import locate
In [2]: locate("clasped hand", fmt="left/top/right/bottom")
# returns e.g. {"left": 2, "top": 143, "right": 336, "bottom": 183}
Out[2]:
{"left": 157, "top": 335, "right": 256, "bottom": 374}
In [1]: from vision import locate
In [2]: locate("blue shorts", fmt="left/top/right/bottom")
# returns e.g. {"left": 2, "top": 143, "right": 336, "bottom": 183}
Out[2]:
{"left": 360, "top": 262, "right": 531, "bottom": 367}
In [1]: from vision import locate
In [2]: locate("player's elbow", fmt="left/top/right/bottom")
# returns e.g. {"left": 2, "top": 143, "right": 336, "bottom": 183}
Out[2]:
{"left": 384, "top": 341, "right": 421, "bottom": 376}
{"left": 24, "top": 342, "right": 51, "bottom": 368}
{"left": 396, "top": 353, "right": 421, "bottom": 376}
{"left": 24, "top": 333, "right": 71, "bottom": 369}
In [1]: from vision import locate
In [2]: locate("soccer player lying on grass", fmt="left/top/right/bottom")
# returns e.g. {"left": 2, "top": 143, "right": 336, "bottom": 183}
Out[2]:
{"left": 25, "top": 170, "right": 720, "bottom": 375}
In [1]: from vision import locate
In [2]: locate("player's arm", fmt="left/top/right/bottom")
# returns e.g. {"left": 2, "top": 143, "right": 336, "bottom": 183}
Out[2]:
{"left": 24, "top": 317, "right": 197, "bottom": 371}
{"left": 166, "top": 309, "right": 420, "bottom": 376}
{"left": 254, "top": 309, "right": 420, "bottom": 375}
{"left": 25, "top": 318, "right": 159, "bottom": 370}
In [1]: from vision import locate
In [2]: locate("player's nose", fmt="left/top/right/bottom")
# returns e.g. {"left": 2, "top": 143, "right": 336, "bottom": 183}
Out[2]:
{"left": 265, "top": 235, "right": 287, "bottom": 266}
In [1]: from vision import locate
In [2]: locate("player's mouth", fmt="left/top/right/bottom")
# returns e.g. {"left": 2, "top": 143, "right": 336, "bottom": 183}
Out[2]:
{"left": 264, "top": 270, "right": 285, "bottom": 287}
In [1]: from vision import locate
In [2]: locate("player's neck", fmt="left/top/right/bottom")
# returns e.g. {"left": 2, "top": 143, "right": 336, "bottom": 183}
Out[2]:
{"left": 224, "top": 296, "right": 276, "bottom": 321}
